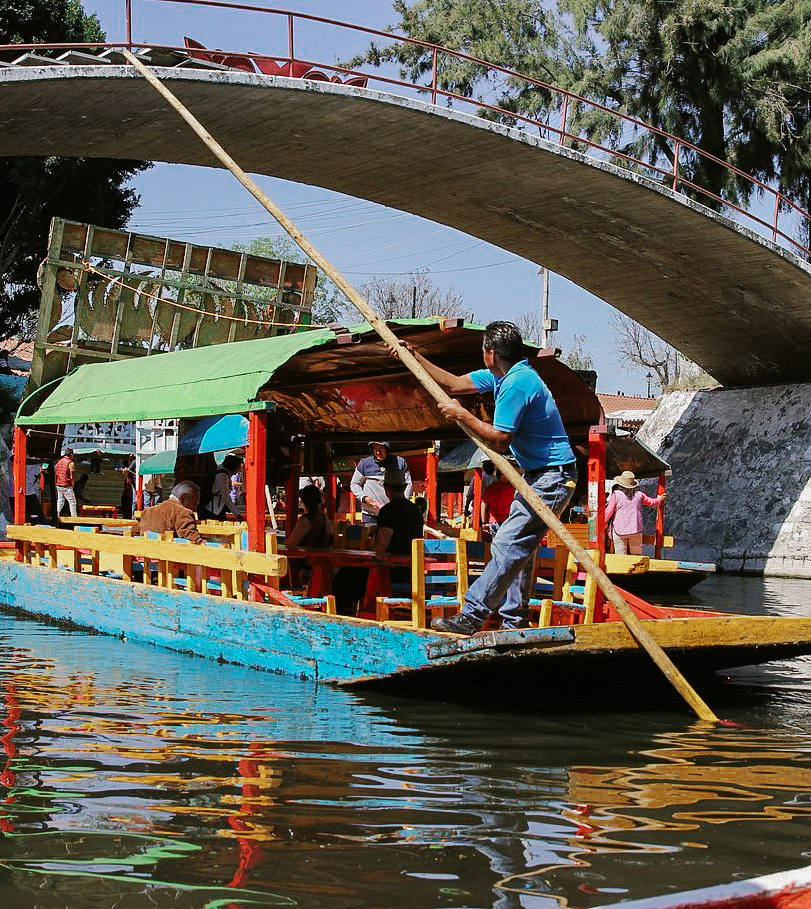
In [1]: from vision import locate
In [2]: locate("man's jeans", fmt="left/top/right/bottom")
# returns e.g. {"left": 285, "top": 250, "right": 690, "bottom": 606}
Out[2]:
{"left": 463, "top": 464, "right": 577, "bottom": 629}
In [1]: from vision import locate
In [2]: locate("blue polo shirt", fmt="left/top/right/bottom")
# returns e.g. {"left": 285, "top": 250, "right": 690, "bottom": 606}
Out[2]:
{"left": 470, "top": 360, "right": 574, "bottom": 469}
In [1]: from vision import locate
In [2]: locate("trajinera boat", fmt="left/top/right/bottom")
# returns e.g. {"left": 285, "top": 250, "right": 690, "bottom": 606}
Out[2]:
{"left": 3, "top": 318, "right": 811, "bottom": 695}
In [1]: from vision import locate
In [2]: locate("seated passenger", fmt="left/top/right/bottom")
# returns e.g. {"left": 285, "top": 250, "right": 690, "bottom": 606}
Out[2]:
{"left": 334, "top": 468, "right": 423, "bottom": 614}
{"left": 132, "top": 481, "right": 204, "bottom": 544}
{"left": 286, "top": 484, "right": 333, "bottom": 548}
{"left": 374, "top": 468, "right": 423, "bottom": 582}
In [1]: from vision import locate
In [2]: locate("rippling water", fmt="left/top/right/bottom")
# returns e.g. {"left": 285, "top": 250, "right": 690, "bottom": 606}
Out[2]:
{"left": 1, "top": 574, "right": 810, "bottom": 908}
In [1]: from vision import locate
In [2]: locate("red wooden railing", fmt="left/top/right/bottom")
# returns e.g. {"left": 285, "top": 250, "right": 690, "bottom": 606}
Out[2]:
{"left": 1, "top": 0, "right": 808, "bottom": 257}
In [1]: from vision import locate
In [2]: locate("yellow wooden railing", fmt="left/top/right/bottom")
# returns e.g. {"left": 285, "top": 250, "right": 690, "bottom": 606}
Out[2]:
{"left": 7, "top": 524, "right": 286, "bottom": 601}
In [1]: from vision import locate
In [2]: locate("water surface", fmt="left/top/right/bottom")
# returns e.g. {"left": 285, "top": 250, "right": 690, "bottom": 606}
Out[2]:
{"left": 1, "top": 574, "right": 810, "bottom": 908}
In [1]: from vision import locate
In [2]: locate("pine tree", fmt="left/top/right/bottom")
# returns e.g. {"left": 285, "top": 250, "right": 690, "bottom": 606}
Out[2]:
{"left": 353, "top": 0, "right": 811, "bottom": 245}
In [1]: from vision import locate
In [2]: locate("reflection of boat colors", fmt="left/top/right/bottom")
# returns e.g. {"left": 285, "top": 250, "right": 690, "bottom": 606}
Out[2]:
{"left": 594, "top": 864, "right": 811, "bottom": 908}
{"left": 4, "top": 321, "right": 811, "bottom": 692}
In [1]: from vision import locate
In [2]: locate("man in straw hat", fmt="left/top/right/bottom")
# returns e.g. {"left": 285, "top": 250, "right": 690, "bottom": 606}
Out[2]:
{"left": 605, "top": 470, "right": 666, "bottom": 555}
{"left": 394, "top": 321, "right": 577, "bottom": 635}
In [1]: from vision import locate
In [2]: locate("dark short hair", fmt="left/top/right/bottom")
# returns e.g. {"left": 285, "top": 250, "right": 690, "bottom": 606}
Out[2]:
{"left": 64, "top": 448, "right": 74, "bottom": 456}
{"left": 299, "top": 484, "right": 323, "bottom": 512}
{"left": 222, "top": 454, "right": 242, "bottom": 472}
{"left": 483, "top": 321, "right": 524, "bottom": 365}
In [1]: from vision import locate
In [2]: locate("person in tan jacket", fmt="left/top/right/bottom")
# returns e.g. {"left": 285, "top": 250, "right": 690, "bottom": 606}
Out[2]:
{"left": 132, "top": 481, "right": 204, "bottom": 544}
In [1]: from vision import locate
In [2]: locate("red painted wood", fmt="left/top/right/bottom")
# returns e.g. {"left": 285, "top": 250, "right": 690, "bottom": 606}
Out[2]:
{"left": 12, "top": 427, "right": 26, "bottom": 528}
{"left": 12, "top": 427, "right": 26, "bottom": 562}
{"left": 246, "top": 411, "right": 268, "bottom": 554}
{"left": 588, "top": 426, "right": 608, "bottom": 620}
{"left": 472, "top": 467, "right": 483, "bottom": 535}
{"left": 136, "top": 474, "right": 144, "bottom": 512}
{"left": 655, "top": 473, "right": 667, "bottom": 559}
{"left": 425, "top": 451, "right": 438, "bottom": 528}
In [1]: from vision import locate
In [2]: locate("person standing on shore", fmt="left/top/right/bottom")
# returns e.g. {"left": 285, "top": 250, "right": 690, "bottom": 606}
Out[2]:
{"left": 54, "top": 448, "right": 78, "bottom": 518}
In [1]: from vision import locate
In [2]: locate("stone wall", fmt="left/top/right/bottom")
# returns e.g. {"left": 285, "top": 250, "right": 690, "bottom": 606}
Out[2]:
{"left": 638, "top": 384, "right": 811, "bottom": 577}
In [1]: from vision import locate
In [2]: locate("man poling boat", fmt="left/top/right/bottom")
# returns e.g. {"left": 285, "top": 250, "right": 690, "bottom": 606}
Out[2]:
{"left": 392, "top": 321, "right": 577, "bottom": 635}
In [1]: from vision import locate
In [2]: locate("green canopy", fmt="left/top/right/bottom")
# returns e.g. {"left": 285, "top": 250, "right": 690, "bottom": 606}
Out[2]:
{"left": 17, "top": 328, "right": 338, "bottom": 426}
{"left": 16, "top": 320, "right": 451, "bottom": 427}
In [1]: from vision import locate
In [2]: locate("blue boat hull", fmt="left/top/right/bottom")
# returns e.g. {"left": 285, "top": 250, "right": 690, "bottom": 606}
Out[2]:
{"left": 0, "top": 561, "right": 573, "bottom": 685}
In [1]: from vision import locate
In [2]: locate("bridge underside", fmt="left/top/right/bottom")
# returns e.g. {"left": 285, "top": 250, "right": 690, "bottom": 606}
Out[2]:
{"left": 1, "top": 66, "right": 809, "bottom": 387}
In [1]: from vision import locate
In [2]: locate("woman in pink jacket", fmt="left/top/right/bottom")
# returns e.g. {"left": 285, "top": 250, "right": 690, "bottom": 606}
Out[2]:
{"left": 605, "top": 471, "right": 666, "bottom": 555}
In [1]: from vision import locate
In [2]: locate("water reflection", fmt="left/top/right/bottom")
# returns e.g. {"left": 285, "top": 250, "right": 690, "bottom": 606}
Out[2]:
{"left": 1, "top": 574, "right": 810, "bottom": 908}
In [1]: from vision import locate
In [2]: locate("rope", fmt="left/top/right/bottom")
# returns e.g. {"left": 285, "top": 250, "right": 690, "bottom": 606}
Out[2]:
{"left": 77, "top": 260, "right": 328, "bottom": 330}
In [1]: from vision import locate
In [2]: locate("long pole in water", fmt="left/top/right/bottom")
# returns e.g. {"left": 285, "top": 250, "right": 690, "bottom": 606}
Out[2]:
{"left": 123, "top": 50, "right": 718, "bottom": 723}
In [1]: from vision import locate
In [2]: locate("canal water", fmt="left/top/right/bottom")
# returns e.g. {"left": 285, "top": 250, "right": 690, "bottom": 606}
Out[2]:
{"left": 1, "top": 575, "right": 810, "bottom": 908}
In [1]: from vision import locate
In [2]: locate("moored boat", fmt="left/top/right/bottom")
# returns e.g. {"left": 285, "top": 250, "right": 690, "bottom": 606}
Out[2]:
{"left": 2, "top": 319, "right": 810, "bottom": 696}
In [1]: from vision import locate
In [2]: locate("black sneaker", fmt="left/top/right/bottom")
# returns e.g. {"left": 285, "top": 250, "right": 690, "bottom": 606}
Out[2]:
{"left": 430, "top": 613, "right": 480, "bottom": 636}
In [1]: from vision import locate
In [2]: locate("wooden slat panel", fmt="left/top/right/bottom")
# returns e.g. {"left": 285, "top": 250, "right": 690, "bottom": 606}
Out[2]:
{"left": 8, "top": 525, "right": 286, "bottom": 577}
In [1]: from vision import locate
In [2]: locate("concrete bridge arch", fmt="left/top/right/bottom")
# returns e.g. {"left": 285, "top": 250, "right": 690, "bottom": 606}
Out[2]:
{"left": 1, "top": 64, "right": 809, "bottom": 387}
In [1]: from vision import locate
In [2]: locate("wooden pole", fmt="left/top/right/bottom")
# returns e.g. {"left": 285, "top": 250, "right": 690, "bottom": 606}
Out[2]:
{"left": 124, "top": 50, "right": 717, "bottom": 723}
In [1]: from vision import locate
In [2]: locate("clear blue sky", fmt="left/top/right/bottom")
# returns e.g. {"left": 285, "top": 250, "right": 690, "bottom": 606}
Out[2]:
{"left": 85, "top": 0, "right": 646, "bottom": 395}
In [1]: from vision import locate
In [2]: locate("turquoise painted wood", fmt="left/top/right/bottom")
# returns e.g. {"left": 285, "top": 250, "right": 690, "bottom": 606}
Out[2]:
{"left": 0, "top": 561, "right": 574, "bottom": 684}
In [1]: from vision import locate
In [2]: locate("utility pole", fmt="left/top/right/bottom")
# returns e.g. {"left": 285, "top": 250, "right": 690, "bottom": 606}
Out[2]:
{"left": 539, "top": 266, "right": 557, "bottom": 348}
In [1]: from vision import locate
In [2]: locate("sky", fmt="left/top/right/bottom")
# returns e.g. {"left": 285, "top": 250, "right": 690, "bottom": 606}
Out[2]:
{"left": 83, "top": 0, "right": 648, "bottom": 395}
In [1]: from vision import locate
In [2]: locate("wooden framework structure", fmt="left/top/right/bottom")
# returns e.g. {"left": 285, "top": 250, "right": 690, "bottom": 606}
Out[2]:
{"left": 30, "top": 218, "right": 317, "bottom": 391}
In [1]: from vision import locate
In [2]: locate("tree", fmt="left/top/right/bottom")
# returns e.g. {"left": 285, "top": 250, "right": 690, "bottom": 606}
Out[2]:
{"left": 360, "top": 269, "right": 474, "bottom": 321}
{"left": 232, "top": 236, "right": 349, "bottom": 324}
{"left": 352, "top": 1, "right": 811, "bottom": 244}
{"left": 0, "top": 1, "right": 151, "bottom": 339}
{"left": 609, "top": 312, "right": 716, "bottom": 391}
{"left": 514, "top": 309, "right": 557, "bottom": 348}
{"left": 561, "top": 333, "right": 594, "bottom": 371}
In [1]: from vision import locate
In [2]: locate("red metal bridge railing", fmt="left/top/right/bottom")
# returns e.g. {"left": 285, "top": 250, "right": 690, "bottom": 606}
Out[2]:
{"left": 2, "top": 0, "right": 808, "bottom": 258}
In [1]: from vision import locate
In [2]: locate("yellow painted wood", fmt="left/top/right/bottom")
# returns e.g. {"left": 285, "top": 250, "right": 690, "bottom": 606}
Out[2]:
{"left": 411, "top": 541, "right": 426, "bottom": 630}
{"left": 646, "top": 558, "right": 690, "bottom": 573}
{"left": 604, "top": 554, "right": 651, "bottom": 575}
{"left": 60, "top": 517, "right": 136, "bottom": 527}
{"left": 642, "top": 533, "right": 675, "bottom": 548}
{"left": 8, "top": 525, "right": 287, "bottom": 577}
{"left": 456, "top": 539, "right": 469, "bottom": 602}
{"left": 563, "top": 615, "right": 811, "bottom": 654}
{"left": 582, "top": 552, "right": 599, "bottom": 624}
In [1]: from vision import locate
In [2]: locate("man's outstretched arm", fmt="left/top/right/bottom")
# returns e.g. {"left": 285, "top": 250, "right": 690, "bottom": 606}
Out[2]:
{"left": 438, "top": 399, "right": 513, "bottom": 453}
{"left": 390, "top": 341, "right": 477, "bottom": 396}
